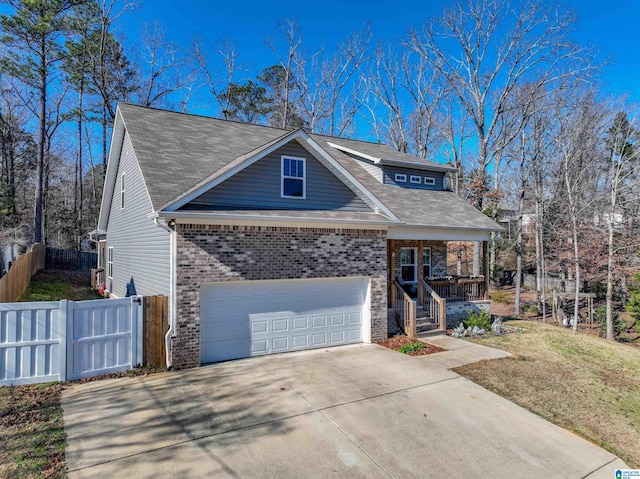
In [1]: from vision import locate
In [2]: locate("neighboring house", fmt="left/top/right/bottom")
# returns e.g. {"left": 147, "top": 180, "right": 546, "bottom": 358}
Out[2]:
{"left": 95, "top": 103, "right": 502, "bottom": 369}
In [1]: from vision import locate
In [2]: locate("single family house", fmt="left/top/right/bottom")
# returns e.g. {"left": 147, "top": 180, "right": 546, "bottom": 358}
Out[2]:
{"left": 94, "top": 103, "right": 502, "bottom": 369}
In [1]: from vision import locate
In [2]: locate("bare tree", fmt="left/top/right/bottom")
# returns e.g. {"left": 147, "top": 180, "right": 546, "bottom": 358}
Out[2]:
{"left": 555, "top": 92, "right": 605, "bottom": 330}
{"left": 365, "top": 44, "right": 447, "bottom": 157}
{"left": 408, "top": 0, "right": 595, "bottom": 208}
{"left": 603, "top": 109, "right": 639, "bottom": 339}
{"left": 265, "top": 18, "right": 310, "bottom": 129}
{"left": 297, "top": 26, "right": 372, "bottom": 136}
{"left": 193, "top": 37, "right": 240, "bottom": 119}
{"left": 133, "top": 22, "right": 196, "bottom": 109}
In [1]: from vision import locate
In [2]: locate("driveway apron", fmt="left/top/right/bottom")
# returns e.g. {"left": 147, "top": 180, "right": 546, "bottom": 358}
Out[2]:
{"left": 62, "top": 342, "right": 627, "bottom": 478}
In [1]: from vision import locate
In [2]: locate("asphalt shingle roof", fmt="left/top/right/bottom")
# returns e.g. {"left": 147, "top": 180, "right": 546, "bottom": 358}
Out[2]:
{"left": 117, "top": 103, "right": 500, "bottom": 232}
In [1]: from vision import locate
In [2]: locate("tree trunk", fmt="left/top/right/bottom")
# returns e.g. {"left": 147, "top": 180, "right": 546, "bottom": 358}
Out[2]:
{"left": 34, "top": 37, "right": 47, "bottom": 244}
{"left": 605, "top": 215, "right": 615, "bottom": 339}
{"left": 76, "top": 79, "right": 84, "bottom": 250}
{"left": 102, "top": 103, "right": 108, "bottom": 172}
{"left": 572, "top": 215, "right": 580, "bottom": 331}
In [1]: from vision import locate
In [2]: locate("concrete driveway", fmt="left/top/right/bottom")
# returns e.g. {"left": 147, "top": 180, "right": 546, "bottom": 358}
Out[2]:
{"left": 63, "top": 339, "right": 627, "bottom": 478}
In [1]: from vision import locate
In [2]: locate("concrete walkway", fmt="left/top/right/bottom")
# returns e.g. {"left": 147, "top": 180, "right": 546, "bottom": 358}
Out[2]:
{"left": 418, "top": 334, "right": 513, "bottom": 368}
{"left": 62, "top": 341, "right": 628, "bottom": 478}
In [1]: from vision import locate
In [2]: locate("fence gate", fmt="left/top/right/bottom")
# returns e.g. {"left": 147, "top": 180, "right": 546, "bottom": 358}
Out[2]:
{"left": 0, "top": 297, "right": 143, "bottom": 386}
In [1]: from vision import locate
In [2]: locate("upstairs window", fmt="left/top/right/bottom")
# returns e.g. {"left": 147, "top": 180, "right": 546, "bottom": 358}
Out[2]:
{"left": 424, "top": 176, "right": 436, "bottom": 186}
{"left": 410, "top": 175, "right": 421, "bottom": 184}
{"left": 120, "top": 173, "right": 125, "bottom": 208}
{"left": 281, "top": 156, "right": 306, "bottom": 198}
{"left": 394, "top": 173, "right": 407, "bottom": 182}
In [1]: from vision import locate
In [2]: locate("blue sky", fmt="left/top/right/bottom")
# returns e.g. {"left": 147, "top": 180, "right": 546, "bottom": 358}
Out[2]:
{"left": 122, "top": 0, "right": 640, "bottom": 102}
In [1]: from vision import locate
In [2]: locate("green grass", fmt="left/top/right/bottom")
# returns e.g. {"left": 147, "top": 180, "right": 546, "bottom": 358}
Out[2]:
{"left": 20, "top": 271, "right": 101, "bottom": 302}
{"left": 454, "top": 321, "right": 640, "bottom": 468}
{"left": 0, "top": 383, "right": 67, "bottom": 478}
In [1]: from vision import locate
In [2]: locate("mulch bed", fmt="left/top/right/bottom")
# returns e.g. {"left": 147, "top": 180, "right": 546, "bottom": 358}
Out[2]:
{"left": 376, "top": 335, "right": 446, "bottom": 356}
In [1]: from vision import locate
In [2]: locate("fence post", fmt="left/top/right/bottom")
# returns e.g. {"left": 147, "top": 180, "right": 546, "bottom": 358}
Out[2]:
{"left": 131, "top": 296, "right": 143, "bottom": 367}
{"left": 59, "top": 300, "right": 69, "bottom": 382}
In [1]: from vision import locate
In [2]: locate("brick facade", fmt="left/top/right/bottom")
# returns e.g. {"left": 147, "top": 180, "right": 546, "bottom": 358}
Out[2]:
{"left": 173, "top": 224, "right": 388, "bottom": 369}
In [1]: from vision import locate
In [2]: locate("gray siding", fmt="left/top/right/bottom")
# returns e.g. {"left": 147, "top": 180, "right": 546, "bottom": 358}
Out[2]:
{"left": 106, "top": 131, "right": 170, "bottom": 298}
{"left": 383, "top": 166, "right": 445, "bottom": 190}
{"left": 183, "top": 140, "right": 371, "bottom": 211}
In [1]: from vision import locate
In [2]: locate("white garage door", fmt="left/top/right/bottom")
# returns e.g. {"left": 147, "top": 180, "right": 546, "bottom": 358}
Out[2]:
{"left": 200, "top": 277, "right": 370, "bottom": 363}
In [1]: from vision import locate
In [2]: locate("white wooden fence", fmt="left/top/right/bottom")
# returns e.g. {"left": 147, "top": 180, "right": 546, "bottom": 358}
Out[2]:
{"left": 0, "top": 297, "right": 143, "bottom": 386}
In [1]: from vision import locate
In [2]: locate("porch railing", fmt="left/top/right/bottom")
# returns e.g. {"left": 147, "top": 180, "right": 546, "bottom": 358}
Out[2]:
{"left": 419, "top": 279, "right": 446, "bottom": 330}
{"left": 426, "top": 277, "right": 486, "bottom": 302}
{"left": 392, "top": 278, "right": 416, "bottom": 338}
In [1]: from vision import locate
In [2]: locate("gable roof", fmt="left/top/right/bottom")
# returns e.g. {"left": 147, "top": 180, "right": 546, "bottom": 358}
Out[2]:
{"left": 101, "top": 103, "right": 502, "bottom": 233}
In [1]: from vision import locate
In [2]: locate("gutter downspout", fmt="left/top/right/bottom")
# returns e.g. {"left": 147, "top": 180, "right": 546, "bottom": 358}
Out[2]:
{"left": 154, "top": 217, "right": 176, "bottom": 369}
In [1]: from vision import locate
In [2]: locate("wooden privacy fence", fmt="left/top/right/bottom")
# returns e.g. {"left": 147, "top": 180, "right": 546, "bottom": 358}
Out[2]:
{"left": 45, "top": 247, "right": 97, "bottom": 271}
{"left": 0, "top": 243, "right": 45, "bottom": 303}
{"left": 143, "top": 295, "right": 168, "bottom": 367}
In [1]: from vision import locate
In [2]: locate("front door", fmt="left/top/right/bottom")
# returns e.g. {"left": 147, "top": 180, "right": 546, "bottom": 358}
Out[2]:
{"left": 400, "top": 247, "right": 417, "bottom": 283}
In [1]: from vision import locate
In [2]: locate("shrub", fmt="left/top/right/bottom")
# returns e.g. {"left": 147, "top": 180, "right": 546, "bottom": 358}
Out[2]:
{"left": 594, "top": 306, "right": 624, "bottom": 337}
{"left": 399, "top": 342, "right": 426, "bottom": 354}
{"left": 491, "top": 290, "right": 509, "bottom": 305}
{"left": 463, "top": 309, "right": 491, "bottom": 330}
{"left": 521, "top": 301, "right": 540, "bottom": 315}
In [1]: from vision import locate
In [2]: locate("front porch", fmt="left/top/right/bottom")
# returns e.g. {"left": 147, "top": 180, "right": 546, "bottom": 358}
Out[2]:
{"left": 387, "top": 239, "right": 490, "bottom": 338}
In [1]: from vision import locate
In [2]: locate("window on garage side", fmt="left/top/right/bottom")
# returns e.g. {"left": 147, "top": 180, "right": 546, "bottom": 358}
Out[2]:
{"left": 281, "top": 156, "right": 306, "bottom": 198}
{"left": 107, "top": 247, "right": 114, "bottom": 278}
{"left": 400, "top": 247, "right": 417, "bottom": 283}
{"left": 120, "top": 173, "right": 125, "bottom": 209}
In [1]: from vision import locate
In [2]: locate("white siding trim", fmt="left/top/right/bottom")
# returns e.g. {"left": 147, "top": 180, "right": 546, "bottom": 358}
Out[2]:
{"left": 388, "top": 226, "right": 491, "bottom": 241}
{"left": 327, "top": 142, "right": 381, "bottom": 163}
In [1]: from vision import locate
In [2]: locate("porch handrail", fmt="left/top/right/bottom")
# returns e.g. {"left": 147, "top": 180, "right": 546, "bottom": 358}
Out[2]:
{"left": 419, "top": 279, "right": 446, "bottom": 330}
{"left": 392, "top": 278, "right": 416, "bottom": 338}
{"left": 426, "top": 277, "right": 485, "bottom": 302}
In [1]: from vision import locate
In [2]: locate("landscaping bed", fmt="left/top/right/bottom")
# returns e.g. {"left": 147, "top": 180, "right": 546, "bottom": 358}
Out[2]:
{"left": 376, "top": 335, "right": 445, "bottom": 356}
{"left": 454, "top": 320, "right": 640, "bottom": 468}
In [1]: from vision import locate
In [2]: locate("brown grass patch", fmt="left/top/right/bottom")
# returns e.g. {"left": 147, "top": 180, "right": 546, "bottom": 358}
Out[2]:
{"left": 454, "top": 321, "right": 640, "bottom": 467}
{"left": 0, "top": 383, "right": 67, "bottom": 478}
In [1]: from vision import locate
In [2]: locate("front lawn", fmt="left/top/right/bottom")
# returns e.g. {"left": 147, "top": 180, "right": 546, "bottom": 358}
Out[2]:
{"left": 0, "top": 383, "right": 67, "bottom": 479}
{"left": 454, "top": 320, "right": 640, "bottom": 468}
{"left": 20, "top": 270, "right": 102, "bottom": 302}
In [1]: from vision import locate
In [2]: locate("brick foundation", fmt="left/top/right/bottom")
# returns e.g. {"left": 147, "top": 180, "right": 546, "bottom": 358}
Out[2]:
{"left": 172, "top": 224, "right": 388, "bottom": 369}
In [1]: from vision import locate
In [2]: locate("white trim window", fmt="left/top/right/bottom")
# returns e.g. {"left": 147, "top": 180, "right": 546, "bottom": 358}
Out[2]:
{"left": 120, "top": 173, "right": 125, "bottom": 209}
{"left": 400, "top": 247, "right": 417, "bottom": 283}
{"left": 422, "top": 247, "right": 432, "bottom": 279}
{"left": 281, "top": 156, "right": 306, "bottom": 199}
{"left": 107, "top": 247, "right": 114, "bottom": 278}
{"left": 424, "top": 176, "right": 436, "bottom": 186}
{"left": 394, "top": 173, "right": 407, "bottom": 182}
{"left": 410, "top": 175, "right": 421, "bottom": 184}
